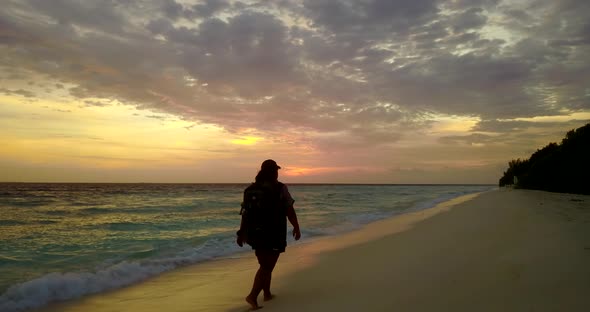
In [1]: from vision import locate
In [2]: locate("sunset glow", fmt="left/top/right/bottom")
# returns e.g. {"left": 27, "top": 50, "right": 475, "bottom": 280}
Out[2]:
{"left": 231, "top": 136, "right": 263, "bottom": 146}
{"left": 1, "top": 0, "right": 589, "bottom": 183}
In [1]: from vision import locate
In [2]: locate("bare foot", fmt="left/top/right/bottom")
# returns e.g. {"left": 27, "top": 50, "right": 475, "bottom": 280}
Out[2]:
{"left": 245, "top": 295, "right": 262, "bottom": 310}
{"left": 263, "top": 294, "right": 275, "bottom": 302}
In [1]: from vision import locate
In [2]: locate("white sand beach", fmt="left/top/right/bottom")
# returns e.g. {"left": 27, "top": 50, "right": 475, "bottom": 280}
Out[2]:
{"left": 39, "top": 189, "right": 590, "bottom": 312}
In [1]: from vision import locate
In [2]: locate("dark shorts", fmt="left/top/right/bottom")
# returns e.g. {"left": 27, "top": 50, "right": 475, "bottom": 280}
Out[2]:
{"left": 250, "top": 240, "right": 286, "bottom": 253}
{"left": 247, "top": 227, "right": 286, "bottom": 253}
{"left": 248, "top": 233, "right": 286, "bottom": 253}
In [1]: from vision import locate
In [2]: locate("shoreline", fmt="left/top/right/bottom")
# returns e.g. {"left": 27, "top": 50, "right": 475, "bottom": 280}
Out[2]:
{"left": 1, "top": 185, "right": 489, "bottom": 311}
{"left": 29, "top": 189, "right": 590, "bottom": 311}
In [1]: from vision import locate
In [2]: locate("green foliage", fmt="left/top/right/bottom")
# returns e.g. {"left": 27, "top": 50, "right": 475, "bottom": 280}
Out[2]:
{"left": 498, "top": 123, "right": 590, "bottom": 195}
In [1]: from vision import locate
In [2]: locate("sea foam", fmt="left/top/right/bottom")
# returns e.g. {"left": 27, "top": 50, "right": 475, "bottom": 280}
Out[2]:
{"left": 0, "top": 238, "right": 244, "bottom": 312}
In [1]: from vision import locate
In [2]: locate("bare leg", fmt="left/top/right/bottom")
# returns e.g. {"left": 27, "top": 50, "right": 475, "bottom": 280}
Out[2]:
{"left": 246, "top": 250, "right": 280, "bottom": 308}
{"left": 245, "top": 268, "right": 264, "bottom": 310}
{"left": 262, "top": 252, "right": 279, "bottom": 301}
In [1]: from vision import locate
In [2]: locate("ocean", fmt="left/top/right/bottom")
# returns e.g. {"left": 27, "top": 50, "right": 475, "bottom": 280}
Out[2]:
{"left": 0, "top": 183, "right": 494, "bottom": 311}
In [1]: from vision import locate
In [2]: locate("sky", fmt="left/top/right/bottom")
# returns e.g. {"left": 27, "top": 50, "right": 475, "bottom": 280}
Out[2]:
{"left": 0, "top": 0, "right": 589, "bottom": 184}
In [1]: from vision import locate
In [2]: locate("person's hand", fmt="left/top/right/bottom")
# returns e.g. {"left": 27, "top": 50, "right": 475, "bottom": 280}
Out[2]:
{"left": 236, "top": 231, "right": 245, "bottom": 247}
{"left": 292, "top": 227, "right": 301, "bottom": 241}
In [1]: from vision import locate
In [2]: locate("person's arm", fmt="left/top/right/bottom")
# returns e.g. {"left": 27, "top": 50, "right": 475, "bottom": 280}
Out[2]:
{"left": 282, "top": 184, "right": 301, "bottom": 240}
{"left": 287, "top": 205, "right": 301, "bottom": 240}
{"left": 237, "top": 194, "right": 249, "bottom": 247}
{"left": 237, "top": 213, "right": 248, "bottom": 247}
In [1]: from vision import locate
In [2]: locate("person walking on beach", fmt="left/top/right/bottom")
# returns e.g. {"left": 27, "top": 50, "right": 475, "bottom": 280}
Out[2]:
{"left": 236, "top": 159, "right": 301, "bottom": 310}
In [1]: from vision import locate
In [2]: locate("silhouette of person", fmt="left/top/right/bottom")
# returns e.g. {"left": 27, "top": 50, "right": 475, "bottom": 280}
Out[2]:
{"left": 237, "top": 159, "right": 301, "bottom": 310}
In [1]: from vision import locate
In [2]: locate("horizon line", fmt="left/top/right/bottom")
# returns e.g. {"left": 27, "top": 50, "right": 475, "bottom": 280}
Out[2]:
{"left": 0, "top": 181, "right": 497, "bottom": 186}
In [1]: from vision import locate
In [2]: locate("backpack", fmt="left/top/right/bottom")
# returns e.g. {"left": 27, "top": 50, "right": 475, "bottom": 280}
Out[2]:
{"left": 240, "top": 182, "right": 286, "bottom": 247}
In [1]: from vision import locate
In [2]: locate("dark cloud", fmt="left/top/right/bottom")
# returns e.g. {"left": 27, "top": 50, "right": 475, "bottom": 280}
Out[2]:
{"left": 145, "top": 115, "right": 168, "bottom": 120}
{"left": 302, "top": 0, "right": 441, "bottom": 42}
{"left": 182, "top": 12, "right": 304, "bottom": 98}
{"left": 0, "top": 17, "right": 25, "bottom": 45}
{"left": 27, "top": 0, "right": 129, "bottom": 33}
{"left": 0, "top": 88, "right": 36, "bottom": 98}
{"left": 162, "top": 0, "right": 184, "bottom": 20}
{"left": 83, "top": 100, "right": 109, "bottom": 107}
{"left": 502, "top": 9, "right": 534, "bottom": 24}
{"left": 451, "top": 8, "right": 487, "bottom": 33}
{"left": 446, "top": 0, "right": 500, "bottom": 10}
{"left": 189, "top": 0, "right": 230, "bottom": 18}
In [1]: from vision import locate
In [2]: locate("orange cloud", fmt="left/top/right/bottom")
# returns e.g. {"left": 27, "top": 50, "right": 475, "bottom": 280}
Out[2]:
{"left": 282, "top": 166, "right": 366, "bottom": 177}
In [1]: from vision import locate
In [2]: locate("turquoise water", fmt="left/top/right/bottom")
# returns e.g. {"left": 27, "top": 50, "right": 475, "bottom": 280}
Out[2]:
{"left": 0, "top": 183, "right": 494, "bottom": 311}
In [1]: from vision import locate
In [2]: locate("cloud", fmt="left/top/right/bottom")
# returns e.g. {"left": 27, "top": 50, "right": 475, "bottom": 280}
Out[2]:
{"left": 472, "top": 118, "right": 590, "bottom": 134}
{"left": 161, "top": 0, "right": 185, "bottom": 20}
{"left": 439, "top": 118, "right": 590, "bottom": 156}
{"left": 181, "top": 12, "right": 304, "bottom": 98}
{"left": 451, "top": 8, "right": 488, "bottom": 33}
{"left": 0, "top": 0, "right": 589, "bottom": 156}
{"left": 145, "top": 114, "right": 169, "bottom": 120}
{"left": 26, "top": 0, "right": 129, "bottom": 34}
{"left": 188, "top": 0, "right": 230, "bottom": 18}
{"left": 438, "top": 133, "right": 498, "bottom": 146}
{"left": 302, "top": 0, "right": 440, "bottom": 35}
{"left": 83, "top": 100, "right": 109, "bottom": 107}
{"left": 0, "top": 88, "right": 36, "bottom": 98}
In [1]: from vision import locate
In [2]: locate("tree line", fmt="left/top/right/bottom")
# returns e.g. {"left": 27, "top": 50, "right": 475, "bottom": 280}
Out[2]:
{"left": 499, "top": 122, "right": 590, "bottom": 195}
